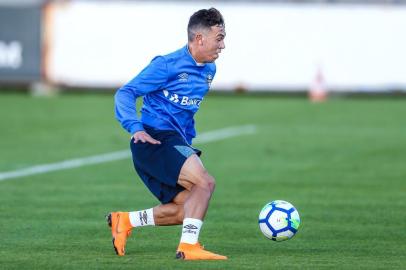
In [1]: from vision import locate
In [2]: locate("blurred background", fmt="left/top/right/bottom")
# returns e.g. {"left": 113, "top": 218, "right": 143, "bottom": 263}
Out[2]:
{"left": 1, "top": 0, "right": 406, "bottom": 95}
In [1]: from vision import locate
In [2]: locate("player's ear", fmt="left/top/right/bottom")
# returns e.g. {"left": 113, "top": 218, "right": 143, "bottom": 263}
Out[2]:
{"left": 195, "top": 33, "right": 203, "bottom": 45}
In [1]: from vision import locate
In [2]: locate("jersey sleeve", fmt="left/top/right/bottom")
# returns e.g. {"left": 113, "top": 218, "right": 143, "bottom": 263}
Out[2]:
{"left": 114, "top": 56, "right": 168, "bottom": 134}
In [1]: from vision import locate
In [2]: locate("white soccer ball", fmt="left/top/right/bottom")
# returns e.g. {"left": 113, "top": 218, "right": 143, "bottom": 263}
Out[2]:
{"left": 258, "top": 200, "right": 300, "bottom": 241}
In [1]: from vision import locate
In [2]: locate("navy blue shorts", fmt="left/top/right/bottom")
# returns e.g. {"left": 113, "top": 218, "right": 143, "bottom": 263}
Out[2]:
{"left": 130, "top": 125, "right": 201, "bottom": 204}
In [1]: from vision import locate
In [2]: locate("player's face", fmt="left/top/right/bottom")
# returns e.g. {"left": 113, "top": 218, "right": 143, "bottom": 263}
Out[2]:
{"left": 201, "top": 25, "right": 226, "bottom": 62}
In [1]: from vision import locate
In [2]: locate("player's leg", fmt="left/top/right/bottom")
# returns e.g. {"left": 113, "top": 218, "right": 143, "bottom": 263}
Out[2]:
{"left": 175, "top": 154, "right": 227, "bottom": 260}
{"left": 151, "top": 189, "right": 189, "bottom": 225}
{"left": 106, "top": 190, "right": 189, "bottom": 256}
{"left": 108, "top": 127, "right": 225, "bottom": 258}
{"left": 178, "top": 154, "right": 215, "bottom": 220}
{"left": 128, "top": 189, "right": 190, "bottom": 229}
{"left": 107, "top": 132, "right": 191, "bottom": 256}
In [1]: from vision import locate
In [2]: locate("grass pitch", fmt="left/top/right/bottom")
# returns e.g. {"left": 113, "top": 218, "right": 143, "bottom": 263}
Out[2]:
{"left": 0, "top": 93, "right": 405, "bottom": 269}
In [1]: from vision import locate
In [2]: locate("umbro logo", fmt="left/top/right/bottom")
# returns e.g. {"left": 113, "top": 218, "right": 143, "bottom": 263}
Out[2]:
{"left": 183, "top": 224, "right": 198, "bottom": 230}
{"left": 178, "top": 73, "right": 188, "bottom": 82}
{"left": 139, "top": 211, "right": 148, "bottom": 226}
{"left": 206, "top": 73, "right": 213, "bottom": 87}
{"left": 183, "top": 224, "right": 198, "bottom": 234}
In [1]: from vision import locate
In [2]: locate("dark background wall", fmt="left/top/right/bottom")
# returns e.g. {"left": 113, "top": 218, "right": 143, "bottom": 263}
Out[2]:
{"left": 0, "top": 5, "right": 41, "bottom": 83}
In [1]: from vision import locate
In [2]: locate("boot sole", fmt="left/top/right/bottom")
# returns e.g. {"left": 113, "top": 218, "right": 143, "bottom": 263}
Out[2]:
{"left": 105, "top": 213, "right": 119, "bottom": 255}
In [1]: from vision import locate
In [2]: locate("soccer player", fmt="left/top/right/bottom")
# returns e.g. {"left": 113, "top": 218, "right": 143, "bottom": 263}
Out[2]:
{"left": 107, "top": 8, "right": 227, "bottom": 260}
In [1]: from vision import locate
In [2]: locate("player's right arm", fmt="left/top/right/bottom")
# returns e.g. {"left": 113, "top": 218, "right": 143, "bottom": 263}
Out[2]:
{"left": 114, "top": 56, "right": 168, "bottom": 144}
{"left": 132, "top": 130, "right": 161, "bottom": 144}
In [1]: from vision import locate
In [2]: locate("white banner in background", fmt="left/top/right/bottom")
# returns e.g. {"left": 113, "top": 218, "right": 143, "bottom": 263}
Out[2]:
{"left": 45, "top": 2, "right": 406, "bottom": 91}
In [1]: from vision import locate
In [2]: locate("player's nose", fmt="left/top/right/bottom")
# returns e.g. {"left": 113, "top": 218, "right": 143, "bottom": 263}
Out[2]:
{"left": 219, "top": 40, "right": 225, "bottom": 50}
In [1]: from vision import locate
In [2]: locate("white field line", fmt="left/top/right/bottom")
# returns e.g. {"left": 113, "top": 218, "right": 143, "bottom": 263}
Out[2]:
{"left": 0, "top": 125, "right": 256, "bottom": 182}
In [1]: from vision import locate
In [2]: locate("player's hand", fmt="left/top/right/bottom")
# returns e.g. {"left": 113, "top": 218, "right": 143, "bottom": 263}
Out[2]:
{"left": 133, "top": 131, "right": 161, "bottom": 144}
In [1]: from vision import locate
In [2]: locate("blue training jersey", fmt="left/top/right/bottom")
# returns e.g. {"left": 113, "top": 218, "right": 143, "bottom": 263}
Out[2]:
{"left": 115, "top": 45, "right": 216, "bottom": 144}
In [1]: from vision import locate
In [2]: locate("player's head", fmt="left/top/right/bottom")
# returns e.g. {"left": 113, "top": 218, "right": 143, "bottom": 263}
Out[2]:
{"left": 187, "top": 8, "right": 226, "bottom": 63}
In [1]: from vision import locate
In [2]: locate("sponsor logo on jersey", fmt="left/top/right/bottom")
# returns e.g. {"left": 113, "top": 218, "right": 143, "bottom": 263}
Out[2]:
{"left": 162, "top": 90, "right": 202, "bottom": 107}
{"left": 169, "top": 93, "right": 180, "bottom": 103}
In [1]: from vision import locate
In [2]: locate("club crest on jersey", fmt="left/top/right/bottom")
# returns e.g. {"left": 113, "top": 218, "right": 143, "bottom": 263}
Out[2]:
{"left": 206, "top": 73, "right": 213, "bottom": 87}
{"left": 178, "top": 73, "right": 189, "bottom": 82}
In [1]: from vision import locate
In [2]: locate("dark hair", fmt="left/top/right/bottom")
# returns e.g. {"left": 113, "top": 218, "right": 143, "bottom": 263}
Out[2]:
{"left": 187, "top": 8, "right": 224, "bottom": 42}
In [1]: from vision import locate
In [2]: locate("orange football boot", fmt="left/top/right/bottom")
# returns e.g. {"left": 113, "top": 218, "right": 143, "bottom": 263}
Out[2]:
{"left": 176, "top": 242, "right": 228, "bottom": 260}
{"left": 106, "top": 212, "right": 132, "bottom": 256}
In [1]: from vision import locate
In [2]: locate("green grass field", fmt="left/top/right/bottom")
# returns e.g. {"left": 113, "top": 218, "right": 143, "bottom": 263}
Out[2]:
{"left": 0, "top": 93, "right": 405, "bottom": 269}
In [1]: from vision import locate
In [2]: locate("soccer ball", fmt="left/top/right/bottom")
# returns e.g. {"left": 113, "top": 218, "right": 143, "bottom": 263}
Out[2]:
{"left": 258, "top": 200, "right": 300, "bottom": 241}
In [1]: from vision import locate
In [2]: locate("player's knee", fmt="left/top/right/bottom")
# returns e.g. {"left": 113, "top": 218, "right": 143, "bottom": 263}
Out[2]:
{"left": 200, "top": 173, "right": 215, "bottom": 194}
{"left": 207, "top": 175, "right": 216, "bottom": 193}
